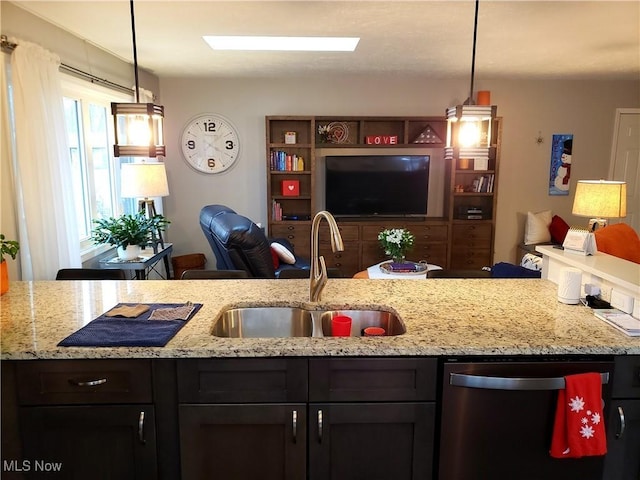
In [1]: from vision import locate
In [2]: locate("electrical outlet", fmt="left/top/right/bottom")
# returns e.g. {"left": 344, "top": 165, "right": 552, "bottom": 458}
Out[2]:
{"left": 599, "top": 286, "right": 612, "bottom": 303}
{"left": 611, "top": 289, "right": 634, "bottom": 314}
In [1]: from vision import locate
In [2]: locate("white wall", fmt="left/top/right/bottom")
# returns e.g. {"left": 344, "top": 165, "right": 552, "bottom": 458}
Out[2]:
{"left": 161, "top": 76, "right": 639, "bottom": 266}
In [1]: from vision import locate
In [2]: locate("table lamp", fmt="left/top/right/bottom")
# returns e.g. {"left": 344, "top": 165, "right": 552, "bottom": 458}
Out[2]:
{"left": 572, "top": 180, "right": 626, "bottom": 231}
{"left": 121, "top": 162, "right": 170, "bottom": 245}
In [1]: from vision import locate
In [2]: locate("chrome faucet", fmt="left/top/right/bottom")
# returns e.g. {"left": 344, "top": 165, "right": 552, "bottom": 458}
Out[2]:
{"left": 309, "top": 211, "right": 344, "bottom": 302}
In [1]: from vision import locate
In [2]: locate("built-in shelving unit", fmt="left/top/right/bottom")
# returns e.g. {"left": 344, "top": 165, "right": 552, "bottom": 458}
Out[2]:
{"left": 266, "top": 115, "right": 501, "bottom": 277}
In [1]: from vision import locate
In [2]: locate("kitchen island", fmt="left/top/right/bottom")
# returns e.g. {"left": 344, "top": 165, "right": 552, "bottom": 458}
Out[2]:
{"left": 2, "top": 279, "right": 639, "bottom": 480}
{"left": 2, "top": 278, "right": 639, "bottom": 359}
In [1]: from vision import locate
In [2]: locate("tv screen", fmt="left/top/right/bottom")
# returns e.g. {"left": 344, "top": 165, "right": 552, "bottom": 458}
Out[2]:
{"left": 325, "top": 155, "right": 430, "bottom": 217}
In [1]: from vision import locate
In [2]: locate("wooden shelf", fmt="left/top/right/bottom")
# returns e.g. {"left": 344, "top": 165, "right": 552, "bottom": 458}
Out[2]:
{"left": 266, "top": 115, "right": 502, "bottom": 273}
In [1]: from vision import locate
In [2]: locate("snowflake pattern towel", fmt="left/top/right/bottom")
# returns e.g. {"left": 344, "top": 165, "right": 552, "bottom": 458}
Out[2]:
{"left": 550, "top": 372, "right": 607, "bottom": 458}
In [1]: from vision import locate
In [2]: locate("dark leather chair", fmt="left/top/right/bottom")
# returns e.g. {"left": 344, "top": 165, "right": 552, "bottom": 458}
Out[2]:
{"left": 199, "top": 205, "right": 310, "bottom": 278}
{"left": 55, "top": 268, "right": 127, "bottom": 280}
{"left": 180, "top": 269, "right": 248, "bottom": 279}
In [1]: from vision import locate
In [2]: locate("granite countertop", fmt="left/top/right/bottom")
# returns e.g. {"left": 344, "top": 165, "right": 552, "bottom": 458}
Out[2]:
{"left": 1, "top": 278, "right": 639, "bottom": 360}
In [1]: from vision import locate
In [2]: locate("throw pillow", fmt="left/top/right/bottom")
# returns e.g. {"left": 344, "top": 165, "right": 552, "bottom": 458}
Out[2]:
{"left": 524, "top": 210, "right": 552, "bottom": 245}
{"left": 594, "top": 223, "right": 640, "bottom": 264}
{"left": 549, "top": 215, "right": 570, "bottom": 244}
{"left": 271, "top": 242, "right": 296, "bottom": 265}
{"left": 270, "top": 247, "right": 280, "bottom": 269}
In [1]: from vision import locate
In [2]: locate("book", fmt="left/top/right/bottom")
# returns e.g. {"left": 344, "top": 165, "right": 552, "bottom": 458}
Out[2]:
{"left": 593, "top": 308, "right": 640, "bottom": 336}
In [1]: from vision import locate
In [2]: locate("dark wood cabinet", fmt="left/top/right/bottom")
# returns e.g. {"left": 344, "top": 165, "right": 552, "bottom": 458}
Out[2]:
{"left": 19, "top": 405, "right": 157, "bottom": 479}
{"left": 179, "top": 404, "right": 306, "bottom": 480}
{"left": 177, "top": 357, "right": 437, "bottom": 480}
{"left": 6, "top": 360, "right": 158, "bottom": 479}
{"left": 603, "top": 356, "right": 640, "bottom": 479}
{"left": 308, "top": 402, "right": 435, "bottom": 480}
{"left": 177, "top": 358, "right": 308, "bottom": 480}
{"left": 309, "top": 358, "right": 437, "bottom": 480}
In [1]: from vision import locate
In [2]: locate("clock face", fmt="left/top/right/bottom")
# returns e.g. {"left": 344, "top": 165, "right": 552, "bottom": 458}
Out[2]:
{"left": 180, "top": 114, "right": 241, "bottom": 174}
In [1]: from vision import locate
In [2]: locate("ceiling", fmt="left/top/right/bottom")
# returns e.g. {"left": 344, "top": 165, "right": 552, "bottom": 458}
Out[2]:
{"left": 11, "top": 0, "right": 640, "bottom": 80}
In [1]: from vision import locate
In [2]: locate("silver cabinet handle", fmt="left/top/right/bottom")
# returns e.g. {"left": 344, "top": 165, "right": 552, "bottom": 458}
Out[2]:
{"left": 450, "top": 372, "right": 609, "bottom": 391}
{"left": 615, "top": 406, "right": 626, "bottom": 439}
{"left": 292, "top": 410, "right": 297, "bottom": 444}
{"left": 69, "top": 378, "right": 107, "bottom": 387}
{"left": 138, "top": 411, "right": 145, "bottom": 444}
{"left": 317, "top": 409, "right": 323, "bottom": 443}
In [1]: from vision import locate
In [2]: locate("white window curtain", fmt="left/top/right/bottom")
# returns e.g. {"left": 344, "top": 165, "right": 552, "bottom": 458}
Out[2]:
{"left": 3, "top": 38, "right": 81, "bottom": 280}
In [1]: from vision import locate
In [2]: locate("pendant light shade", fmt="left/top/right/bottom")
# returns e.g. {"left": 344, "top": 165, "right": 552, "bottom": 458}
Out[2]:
{"left": 112, "top": 102, "right": 165, "bottom": 157}
{"left": 112, "top": 0, "right": 165, "bottom": 158}
{"left": 446, "top": 0, "right": 496, "bottom": 152}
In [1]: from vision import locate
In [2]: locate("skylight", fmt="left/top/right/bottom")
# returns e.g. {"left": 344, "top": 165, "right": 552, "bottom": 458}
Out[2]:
{"left": 203, "top": 36, "right": 360, "bottom": 52}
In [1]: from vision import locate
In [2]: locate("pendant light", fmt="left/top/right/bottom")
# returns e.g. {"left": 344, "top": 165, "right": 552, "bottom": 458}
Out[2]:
{"left": 112, "top": 0, "right": 165, "bottom": 158}
{"left": 446, "top": 0, "right": 496, "bottom": 154}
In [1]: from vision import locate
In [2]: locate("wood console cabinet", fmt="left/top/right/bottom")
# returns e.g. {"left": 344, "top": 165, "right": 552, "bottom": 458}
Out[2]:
{"left": 266, "top": 115, "right": 501, "bottom": 275}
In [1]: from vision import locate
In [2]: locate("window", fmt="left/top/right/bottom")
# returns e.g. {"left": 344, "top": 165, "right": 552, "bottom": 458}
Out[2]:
{"left": 61, "top": 75, "right": 135, "bottom": 254}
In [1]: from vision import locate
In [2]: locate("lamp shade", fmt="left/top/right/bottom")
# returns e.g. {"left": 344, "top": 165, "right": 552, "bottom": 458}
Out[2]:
{"left": 121, "top": 163, "right": 169, "bottom": 198}
{"left": 572, "top": 180, "right": 626, "bottom": 218}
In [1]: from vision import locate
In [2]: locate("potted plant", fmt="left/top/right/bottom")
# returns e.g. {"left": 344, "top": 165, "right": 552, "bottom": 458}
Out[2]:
{"left": 1, "top": 234, "right": 20, "bottom": 295}
{"left": 378, "top": 228, "right": 414, "bottom": 264}
{"left": 91, "top": 213, "right": 169, "bottom": 260}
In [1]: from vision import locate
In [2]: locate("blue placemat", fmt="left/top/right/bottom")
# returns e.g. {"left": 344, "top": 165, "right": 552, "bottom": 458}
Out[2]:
{"left": 58, "top": 303, "right": 202, "bottom": 347}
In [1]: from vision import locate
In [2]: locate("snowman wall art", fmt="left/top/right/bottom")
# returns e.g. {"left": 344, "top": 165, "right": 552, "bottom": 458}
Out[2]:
{"left": 549, "top": 134, "right": 573, "bottom": 196}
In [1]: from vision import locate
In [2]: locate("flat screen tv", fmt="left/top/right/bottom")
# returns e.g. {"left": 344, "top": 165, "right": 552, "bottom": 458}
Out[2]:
{"left": 325, "top": 155, "right": 430, "bottom": 217}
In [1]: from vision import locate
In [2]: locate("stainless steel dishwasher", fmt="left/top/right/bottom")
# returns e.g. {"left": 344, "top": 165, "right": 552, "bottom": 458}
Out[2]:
{"left": 438, "top": 358, "right": 614, "bottom": 480}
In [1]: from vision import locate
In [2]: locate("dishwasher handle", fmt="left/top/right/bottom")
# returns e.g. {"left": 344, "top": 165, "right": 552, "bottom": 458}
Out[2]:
{"left": 450, "top": 372, "right": 609, "bottom": 391}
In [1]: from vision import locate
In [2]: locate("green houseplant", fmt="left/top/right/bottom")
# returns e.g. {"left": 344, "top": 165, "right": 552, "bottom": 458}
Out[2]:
{"left": 91, "top": 213, "right": 169, "bottom": 260}
{"left": 1, "top": 234, "right": 20, "bottom": 295}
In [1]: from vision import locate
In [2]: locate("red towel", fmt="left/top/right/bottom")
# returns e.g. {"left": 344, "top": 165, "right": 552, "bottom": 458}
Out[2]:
{"left": 550, "top": 372, "right": 607, "bottom": 458}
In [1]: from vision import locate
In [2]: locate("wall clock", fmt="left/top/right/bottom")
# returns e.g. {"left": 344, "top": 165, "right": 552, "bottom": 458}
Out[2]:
{"left": 180, "top": 113, "right": 241, "bottom": 174}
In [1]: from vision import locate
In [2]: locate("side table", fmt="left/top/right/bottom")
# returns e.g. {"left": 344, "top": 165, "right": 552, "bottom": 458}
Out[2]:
{"left": 99, "top": 243, "right": 173, "bottom": 280}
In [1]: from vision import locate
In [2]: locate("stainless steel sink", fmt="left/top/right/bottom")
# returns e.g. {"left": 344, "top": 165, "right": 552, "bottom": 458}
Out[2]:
{"left": 212, "top": 306, "right": 405, "bottom": 338}
{"left": 212, "top": 307, "right": 313, "bottom": 338}
{"left": 320, "top": 309, "right": 406, "bottom": 337}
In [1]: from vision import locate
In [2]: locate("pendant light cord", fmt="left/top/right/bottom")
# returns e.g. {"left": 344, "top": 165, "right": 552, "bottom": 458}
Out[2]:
{"left": 468, "top": 0, "right": 479, "bottom": 105}
{"left": 130, "top": 0, "right": 140, "bottom": 103}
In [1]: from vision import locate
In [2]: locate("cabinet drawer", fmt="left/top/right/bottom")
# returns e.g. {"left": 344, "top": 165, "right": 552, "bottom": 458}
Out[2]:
{"left": 177, "top": 358, "right": 308, "bottom": 403}
{"left": 16, "top": 359, "right": 152, "bottom": 405}
{"left": 613, "top": 356, "right": 640, "bottom": 398}
{"left": 362, "top": 225, "right": 399, "bottom": 240}
{"left": 309, "top": 358, "right": 437, "bottom": 402}
{"left": 320, "top": 224, "right": 359, "bottom": 243}
{"left": 412, "top": 225, "right": 448, "bottom": 242}
{"left": 270, "top": 224, "right": 311, "bottom": 254}
{"left": 452, "top": 223, "right": 492, "bottom": 243}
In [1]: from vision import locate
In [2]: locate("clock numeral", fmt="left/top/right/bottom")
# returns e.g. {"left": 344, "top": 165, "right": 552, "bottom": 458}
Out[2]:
{"left": 225, "top": 140, "right": 235, "bottom": 150}
{"left": 207, "top": 158, "right": 216, "bottom": 169}
{"left": 187, "top": 140, "right": 196, "bottom": 150}
{"left": 204, "top": 122, "right": 216, "bottom": 133}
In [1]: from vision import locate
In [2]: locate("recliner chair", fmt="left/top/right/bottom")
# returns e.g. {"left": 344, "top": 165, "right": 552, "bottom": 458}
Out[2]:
{"left": 199, "top": 205, "right": 310, "bottom": 278}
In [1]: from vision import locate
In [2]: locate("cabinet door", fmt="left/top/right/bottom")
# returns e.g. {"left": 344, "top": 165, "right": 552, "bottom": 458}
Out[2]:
{"left": 19, "top": 405, "right": 157, "bottom": 480}
{"left": 179, "top": 404, "right": 306, "bottom": 480}
{"left": 604, "top": 399, "right": 640, "bottom": 479}
{"left": 308, "top": 403, "right": 435, "bottom": 480}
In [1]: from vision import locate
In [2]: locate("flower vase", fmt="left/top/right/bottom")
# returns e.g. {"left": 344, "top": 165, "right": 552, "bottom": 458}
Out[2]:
{"left": 391, "top": 255, "right": 406, "bottom": 266}
{"left": 117, "top": 245, "right": 141, "bottom": 261}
